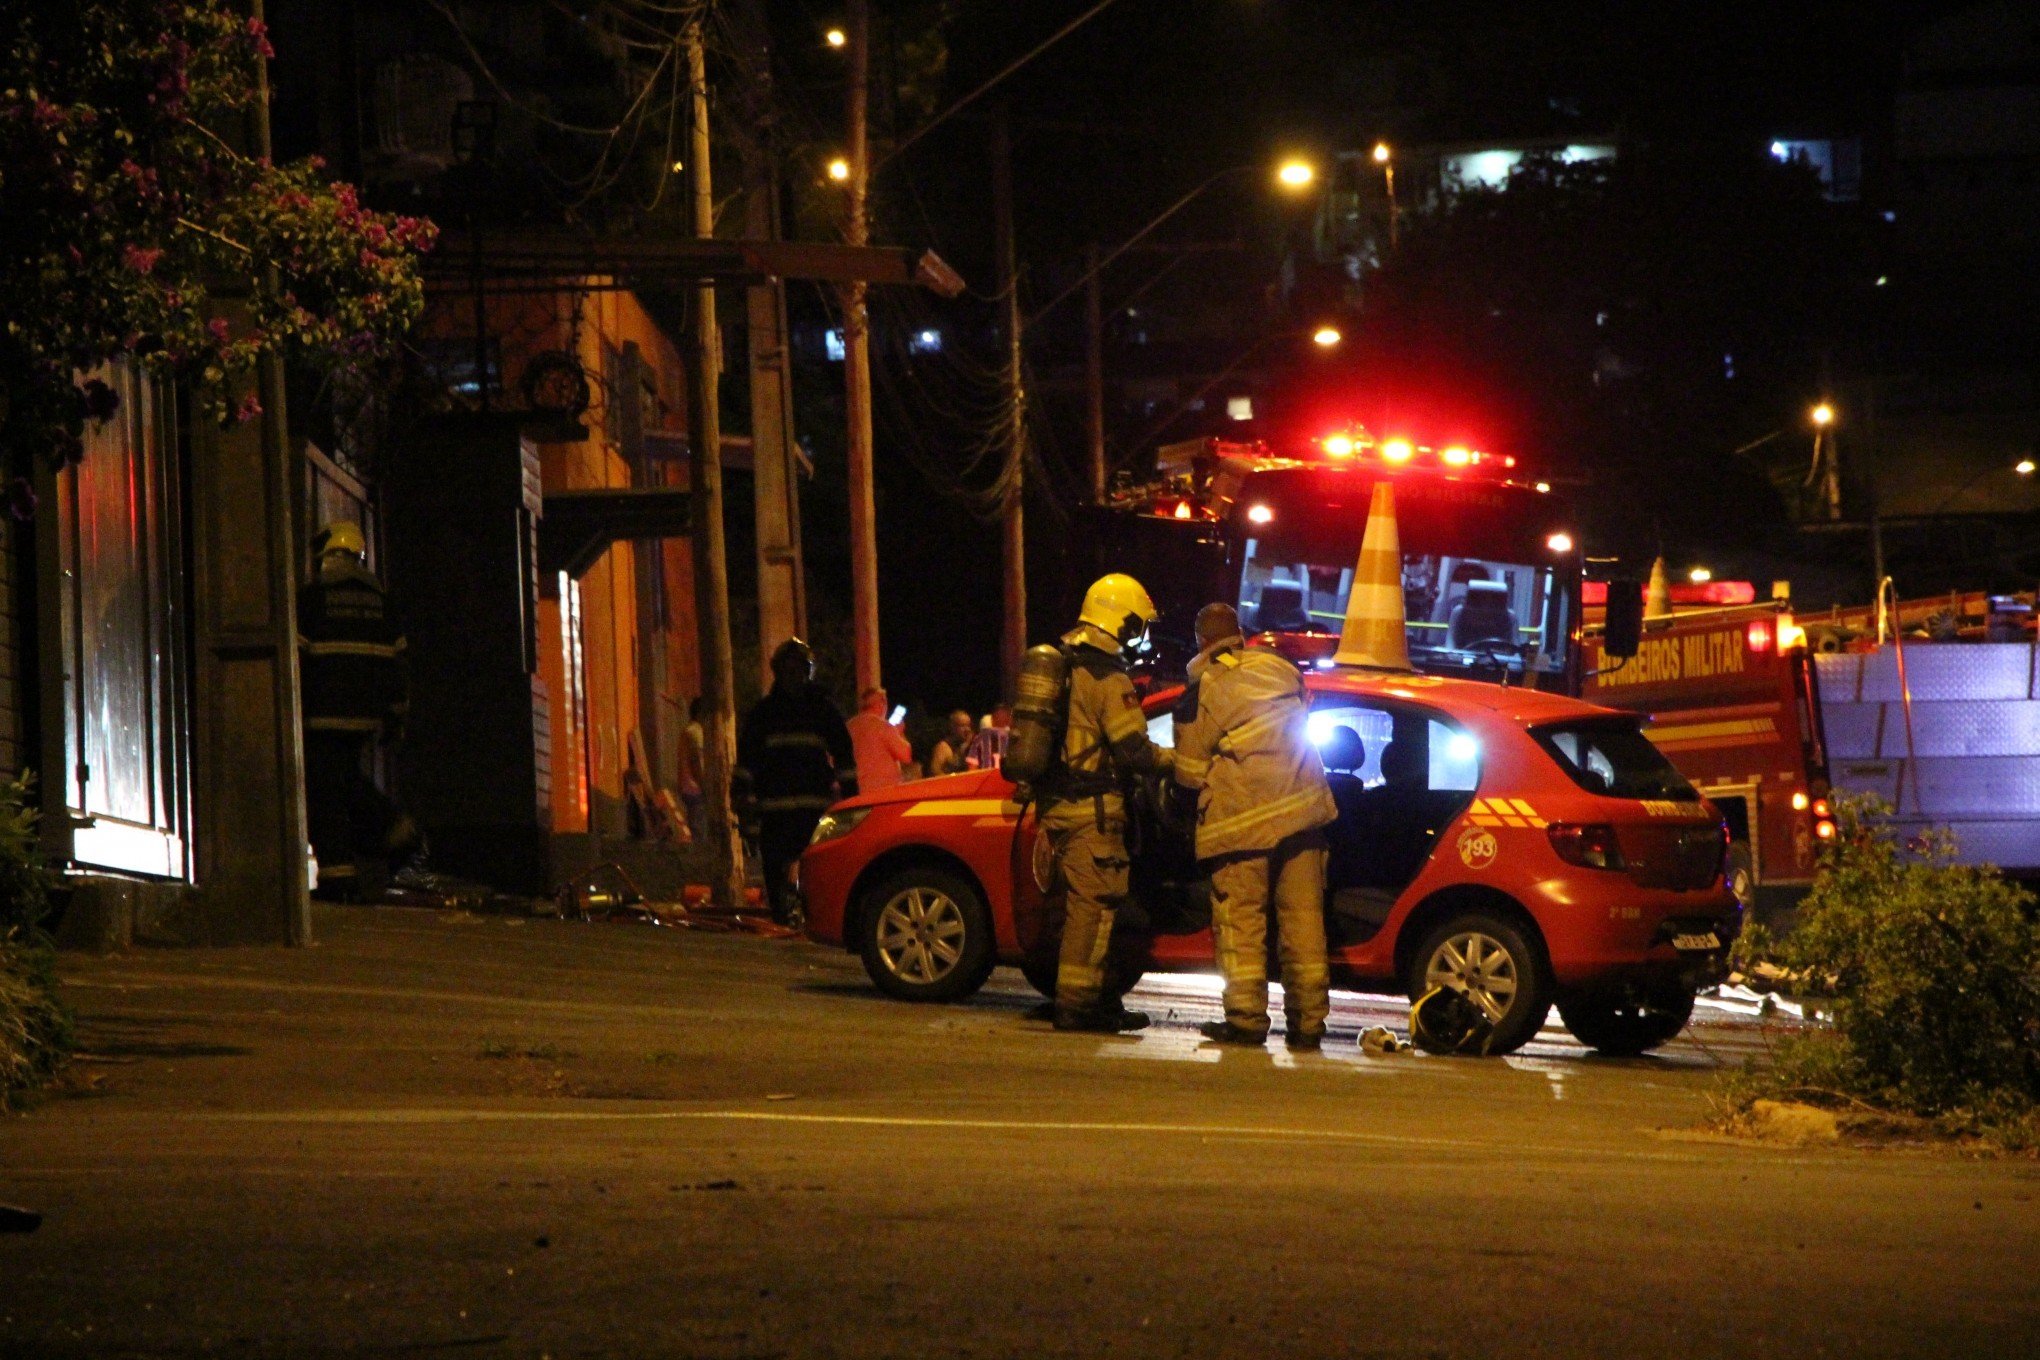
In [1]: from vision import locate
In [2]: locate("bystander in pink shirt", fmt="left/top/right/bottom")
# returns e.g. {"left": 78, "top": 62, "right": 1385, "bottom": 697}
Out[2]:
{"left": 847, "top": 688, "right": 913, "bottom": 793}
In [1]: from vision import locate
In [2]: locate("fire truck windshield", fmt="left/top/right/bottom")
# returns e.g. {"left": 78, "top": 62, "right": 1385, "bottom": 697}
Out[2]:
{"left": 1240, "top": 541, "right": 1571, "bottom": 684}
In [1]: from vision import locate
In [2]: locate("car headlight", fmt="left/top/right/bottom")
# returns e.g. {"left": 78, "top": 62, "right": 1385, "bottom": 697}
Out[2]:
{"left": 808, "top": 806, "right": 872, "bottom": 846}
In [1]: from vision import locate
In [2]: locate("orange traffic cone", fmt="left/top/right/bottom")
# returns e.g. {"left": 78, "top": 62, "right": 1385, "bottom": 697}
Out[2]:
{"left": 1645, "top": 556, "right": 1672, "bottom": 619}
{"left": 1332, "top": 480, "right": 1414, "bottom": 671}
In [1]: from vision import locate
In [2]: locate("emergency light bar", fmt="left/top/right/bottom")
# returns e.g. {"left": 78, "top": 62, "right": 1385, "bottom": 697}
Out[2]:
{"left": 1318, "top": 428, "right": 1516, "bottom": 472}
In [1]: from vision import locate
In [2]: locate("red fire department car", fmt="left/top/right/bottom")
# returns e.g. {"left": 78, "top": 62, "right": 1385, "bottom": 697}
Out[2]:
{"left": 801, "top": 665, "right": 1740, "bottom": 1056}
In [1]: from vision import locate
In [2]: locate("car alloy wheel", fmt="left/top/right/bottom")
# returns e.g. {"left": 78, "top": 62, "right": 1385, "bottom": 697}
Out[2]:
{"left": 857, "top": 866, "right": 997, "bottom": 1003}
{"left": 1423, "top": 930, "right": 1519, "bottom": 1026}
{"left": 875, "top": 886, "right": 967, "bottom": 986}
{"left": 1409, "top": 911, "right": 1552, "bottom": 1056}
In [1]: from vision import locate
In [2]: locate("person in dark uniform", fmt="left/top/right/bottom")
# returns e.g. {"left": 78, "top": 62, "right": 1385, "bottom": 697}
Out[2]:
{"left": 298, "top": 520, "right": 415, "bottom": 900}
{"left": 737, "top": 639, "right": 857, "bottom": 924}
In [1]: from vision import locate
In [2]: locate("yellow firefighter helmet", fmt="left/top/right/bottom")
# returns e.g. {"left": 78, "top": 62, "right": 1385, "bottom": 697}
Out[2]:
{"left": 312, "top": 520, "right": 366, "bottom": 563}
{"left": 1078, "top": 573, "right": 1159, "bottom": 649}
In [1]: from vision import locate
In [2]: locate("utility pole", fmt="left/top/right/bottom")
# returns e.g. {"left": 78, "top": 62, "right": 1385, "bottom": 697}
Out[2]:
{"left": 992, "top": 102, "right": 1027, "bottom": 692}
{"left": 1084, "top": 240, "right": 1106, "bottom": 502}
{"left": 843, "top": 0, "right": 882, "bottom": 695}
{"left": 735, "top": 0, "right": 806, "bottom": 685}
{"left": 684, "top": 21, "right": 745, "bottom": 910}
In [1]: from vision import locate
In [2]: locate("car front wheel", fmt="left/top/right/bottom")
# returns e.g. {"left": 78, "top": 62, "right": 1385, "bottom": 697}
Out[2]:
{"left": 1409, "top": 913, "right": 1552, "bottom": 1056}
{"left": 858, "top": 868, "right": 996, "bottom": 1003}
{"left": 1556, "top": 982, "right": 1696, "bottom": 1056}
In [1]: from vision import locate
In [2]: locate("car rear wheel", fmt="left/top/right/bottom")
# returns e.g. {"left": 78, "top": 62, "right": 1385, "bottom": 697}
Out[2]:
{"left": 858, "top": 868, "right": 996, "bottom": 1003}
{"left": 1409, "top": 913, "right": 1552, "bottom": 1056}
{"left": 1557, "top": 983, "right": 1696, "bottom": 1056}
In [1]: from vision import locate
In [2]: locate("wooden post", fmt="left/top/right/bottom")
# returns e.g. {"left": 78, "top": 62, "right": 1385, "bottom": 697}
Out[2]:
{"left": 843, "top": 0, "right": 882, "bottom": 696}
{"left": 1084, "top": 240, "right": 1106, "bottom": 503}
{"left": 992, "top": 103, "right": 1027, "bottom": 693}
{"left": 684, "top": 21, "right": 745, "bottom": 910}
{"left": 736, "top": 0, "right": 806, "bottom": 685}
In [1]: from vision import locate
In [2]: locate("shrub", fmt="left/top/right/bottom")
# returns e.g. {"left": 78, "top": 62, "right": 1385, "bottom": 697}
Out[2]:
{"left": 1725, "top": 795, "right": 2040, "bottom": 1145}
{"left": 0, "top": 771, "right": 68, "bottom": 1110}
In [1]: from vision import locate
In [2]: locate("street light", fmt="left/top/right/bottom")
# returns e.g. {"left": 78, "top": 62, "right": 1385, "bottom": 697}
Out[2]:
{"left": 2017, "top": 457, "right": 2036, "bottom": 476}
{"left": 1277, "top": 159, "right": 1315, "bottom": 188}
{"left": 1811, "top": 402, "right": 1835, "bottom": 427}
{"left": 1373, "top": 141, "right": 1399, "bottom": 250}
{"left": 1312, "top": 325, "right": 1342, "bottom": 348}
{"left": 825, "top": 27, "right": 847, "bottom": 47}
{"left": 1689, "top": 566, "right": 1713, "bottom": 584}
{"left": 827, "top": 156, "right": 852, "bottom": 182}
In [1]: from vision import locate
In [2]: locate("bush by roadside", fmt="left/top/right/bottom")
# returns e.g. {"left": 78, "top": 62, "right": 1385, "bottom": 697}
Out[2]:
{"left": 1, "top": 772, "right": 69, "bottom": 1111}
{"left": 1719, "top": 795, "right": 2040, "bottom": 1152}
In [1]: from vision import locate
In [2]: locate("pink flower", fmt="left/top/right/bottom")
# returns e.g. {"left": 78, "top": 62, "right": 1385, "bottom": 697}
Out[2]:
{"left": 208, "top": 317, "right": 232, "bottom": 344}
{"left": 245, "top": 17, "right": 276, "bottom": 60}
{"left": 235, "top": 393, "right": 264, "bottom": 423}
{"left": 122, "top": 243, "right": 164, "bottom": 274}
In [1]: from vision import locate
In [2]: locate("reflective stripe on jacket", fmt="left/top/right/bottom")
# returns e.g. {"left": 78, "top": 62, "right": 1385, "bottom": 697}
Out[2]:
{"left": 1172, "top": 641, "right": 1336, "bottom": 861}
{"left": 1038, "top": 626, "right": 1169, "bottom": 829}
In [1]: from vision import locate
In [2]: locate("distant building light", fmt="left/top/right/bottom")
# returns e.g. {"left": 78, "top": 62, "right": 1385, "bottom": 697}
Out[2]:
{"left": 910, "top": 328, "right": 943, "bottom": 354}
{"left": 1875, "top": 275, "right": 1889, "bottom": 287}
{"left": 825, "top": 328, "right": 846, "bottom": 362}
{"left": 1226, "top": 396, "right": 1254, "bottom": 421}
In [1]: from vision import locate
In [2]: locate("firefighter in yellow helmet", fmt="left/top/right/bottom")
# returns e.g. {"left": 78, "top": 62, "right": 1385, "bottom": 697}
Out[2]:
{"left": 1173, "top": 602, "right": 1338, "bottom": 1049}
{"left": 299, "top": 520, "right": 415, "bottom": 900}
{"left": 1033, "top": 574, "right": 1173, "bottom": 1032}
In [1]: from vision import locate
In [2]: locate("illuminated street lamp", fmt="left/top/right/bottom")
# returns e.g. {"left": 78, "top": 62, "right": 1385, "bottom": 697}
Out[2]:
{"left": 1807, "top": 400, "right": 1840, "bottom": 519}
{"left": 1373, "top": 141, "right": 1399, "bottom": 251}
{"left": 1278, "top": 159, "right": 1316, "bottom": 189}
{"left": 827, "top": 156, "right": 852, "bottom": 182}
{"left": 1312, "top": 325, "right": 1342, "bottom": 348}
{"left": 825, "top": 27, "right": 847, "bottom": 47}
{"left": 2017, "top": 458, "right": 2036, "bottom": 476}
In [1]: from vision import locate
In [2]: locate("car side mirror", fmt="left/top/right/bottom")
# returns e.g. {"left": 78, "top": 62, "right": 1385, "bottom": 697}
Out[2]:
{"left": 1602, "top": 579, "right": 1643, "bottom": 659}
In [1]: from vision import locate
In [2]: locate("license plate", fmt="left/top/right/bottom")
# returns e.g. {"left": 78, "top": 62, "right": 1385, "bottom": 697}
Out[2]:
{"left": 1672, "top": 932, "right": 1721, "bottom": 952}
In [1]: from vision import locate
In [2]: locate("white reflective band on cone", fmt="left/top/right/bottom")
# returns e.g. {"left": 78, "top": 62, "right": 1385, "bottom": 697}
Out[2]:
{"left": 1332, "top": 481, "right": 1415, "bottom": 671}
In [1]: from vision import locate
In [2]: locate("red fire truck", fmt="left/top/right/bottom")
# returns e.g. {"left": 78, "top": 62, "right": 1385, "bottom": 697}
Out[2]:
{"left": 1579, "top": 593, "right": 1836, "bottom": 913}
{"left": 1084, "top": 431, "right": 1586, "bottom": 693}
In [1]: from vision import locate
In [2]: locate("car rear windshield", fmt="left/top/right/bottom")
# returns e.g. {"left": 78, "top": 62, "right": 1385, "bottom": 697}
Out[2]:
{"left": 1531, "top": 719, "right": 1699, "bottom": 801}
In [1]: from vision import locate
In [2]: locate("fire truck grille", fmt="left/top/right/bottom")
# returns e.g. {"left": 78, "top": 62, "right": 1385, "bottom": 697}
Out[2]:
{"left": 1622, "top": 824, "right": 1725, "bottom": 892}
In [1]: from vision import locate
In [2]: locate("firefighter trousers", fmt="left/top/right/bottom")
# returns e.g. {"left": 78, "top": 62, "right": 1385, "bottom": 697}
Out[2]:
{"left": 1050, "top": 820, "right": 1136, "bottom": 1022}
{"left": 1208, "top": 828, "right": 1331, "bottom": 1038}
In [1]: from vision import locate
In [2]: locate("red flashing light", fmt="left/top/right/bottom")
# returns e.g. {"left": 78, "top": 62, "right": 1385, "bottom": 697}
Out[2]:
{"left": 1747, "top": 619, "right": 1772, "bottom": 653}
{"left": 1381, "top": 438, "right": 1415, "bottom": 463}
{"left": 1814, "top": 818, "right": 1836, "bottom": 841}
{"left": 1323, "top": 433, "right": 1355, "bottom": 457}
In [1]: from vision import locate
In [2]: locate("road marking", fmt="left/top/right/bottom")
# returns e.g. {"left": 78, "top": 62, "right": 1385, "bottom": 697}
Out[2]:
{"left": 163, "top": 1107, "right": 1722, "bottom": 1162}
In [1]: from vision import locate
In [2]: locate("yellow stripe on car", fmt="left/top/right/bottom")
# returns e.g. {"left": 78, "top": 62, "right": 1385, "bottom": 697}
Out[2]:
{"left": 902, "top": 799, "right": 1022, "bottom": 819}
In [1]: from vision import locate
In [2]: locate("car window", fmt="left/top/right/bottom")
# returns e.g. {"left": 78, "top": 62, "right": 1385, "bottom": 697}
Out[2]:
{"left": 1533, "top": 718, "right": 1699, "bottom": 800}
{"left": 1307, "top": 699, "right": 1478, "bottom": 793}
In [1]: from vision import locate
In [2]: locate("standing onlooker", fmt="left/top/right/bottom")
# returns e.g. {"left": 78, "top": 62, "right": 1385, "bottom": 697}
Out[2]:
{"left": 928, "top": 709, "right": 977, "bottom": 776}
{"left": 966, "top": 702, "right": 1013, "bottom": 774}
{"left": 679, "top": 696, "right": 708, "bottom": 843}
{"left": 847, "top": 687, "right": 913, "bottom": 794}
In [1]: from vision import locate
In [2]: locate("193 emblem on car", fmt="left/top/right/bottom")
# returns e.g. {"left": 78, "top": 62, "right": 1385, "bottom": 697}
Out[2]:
{"left": 1457, "top": 826, "right": 1499, "bottom": 870}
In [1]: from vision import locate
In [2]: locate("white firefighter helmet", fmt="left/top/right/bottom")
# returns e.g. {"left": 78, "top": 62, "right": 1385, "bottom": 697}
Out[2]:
{"left": 1078, "top": 573, "right": 1159, "bottom": 650}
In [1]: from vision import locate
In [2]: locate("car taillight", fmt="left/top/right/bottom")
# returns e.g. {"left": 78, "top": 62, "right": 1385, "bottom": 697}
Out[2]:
{"left": 1547, "top": 822, "right": 1625, "bottom": 870}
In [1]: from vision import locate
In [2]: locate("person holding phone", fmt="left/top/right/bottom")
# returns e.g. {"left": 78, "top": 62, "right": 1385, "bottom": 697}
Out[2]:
{"left": 847, "top": 686, "right": 914, "bottom": 795}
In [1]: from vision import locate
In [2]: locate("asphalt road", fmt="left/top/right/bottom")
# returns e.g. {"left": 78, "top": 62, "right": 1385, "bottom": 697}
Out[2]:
{"left": 2, "top": 906, "right": 2035, "bottom": 1359}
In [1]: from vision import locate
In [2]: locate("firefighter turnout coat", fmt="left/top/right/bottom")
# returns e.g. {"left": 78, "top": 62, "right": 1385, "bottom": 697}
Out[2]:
{"left": 1172, "top": 640, "right": 1337, "bottom": 861}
